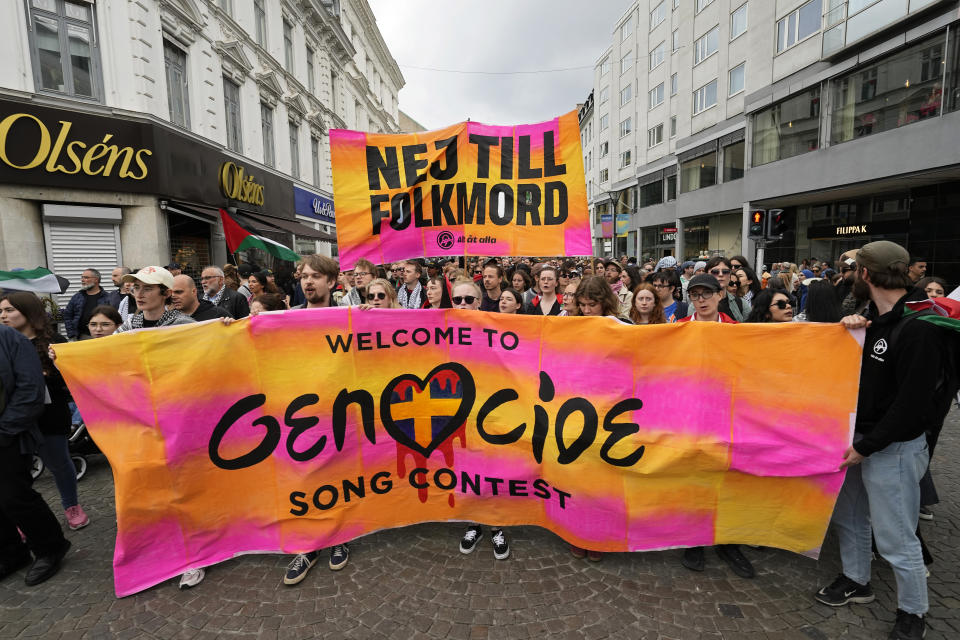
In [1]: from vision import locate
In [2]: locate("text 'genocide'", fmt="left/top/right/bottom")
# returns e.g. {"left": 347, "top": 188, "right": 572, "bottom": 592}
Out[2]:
{"left": 366, "top": 131, "right": 570, "bottom": 235}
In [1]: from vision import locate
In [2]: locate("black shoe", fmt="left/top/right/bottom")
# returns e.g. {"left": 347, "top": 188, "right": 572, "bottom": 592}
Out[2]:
{"left": 814, "top": 574, "right": 876, "bottom": 606}
{"left": 491, "top": 529, "right": 510, "bottom": 560}
{"left": 716, "top": 544, "right": 755, "bottom": 579}
{"left": 889, "top": 609, "right": 925, "bottom": 639}
{"left": 0, "top": 549, "right": 31, "bottom": 581}
{"left": 681, "top": 546, "right": 705, "bottom": 572}
{"left": 283, "top": 550, "right": 320, "bottom": 585}
{"left": 24, "top": 539, "right": 71, "bottom": 586}
{"left": 459, "top": 525, "right": 482, "bottom": 554}
{"left": 918, "top": 506, "right": 933, "bottom": 521}
{"left": 329, "top": 544, "right": 349, "bottom": 571}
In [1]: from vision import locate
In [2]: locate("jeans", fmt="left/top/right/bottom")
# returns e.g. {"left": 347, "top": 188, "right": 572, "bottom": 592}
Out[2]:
{"left": 0, "top": 442, "right": 67, "bottom": 559}
{"left": 832, "top": 434, "right": 929, "bottom": 615}
{"left": 37, "top": 434, "right": 78, "bottom": 510}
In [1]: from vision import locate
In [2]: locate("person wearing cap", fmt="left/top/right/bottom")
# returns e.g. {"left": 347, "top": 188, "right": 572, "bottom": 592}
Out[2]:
{"left": 704, "top": 257, "right": 751, "bottom": 322}
{"left": 165, "top": 263, "right": 182, "bottom": 277}
{"left": 603, "top": 260, "right": 632, "bottom": 317}
{"left": 815, "top": 241, "right": 940, "bottom": 640}
{"left": 115, "top": 267, "right": 196, "bottom": 333}
{"left": 236, "top": 264, "right": 256, "bottom": 301}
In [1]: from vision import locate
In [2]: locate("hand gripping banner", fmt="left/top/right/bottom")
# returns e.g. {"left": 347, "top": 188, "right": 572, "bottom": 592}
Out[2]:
{"left": 54, "top": 310, "right": 863, "bottom": 596}
{"left": 330, "top": 111, "right": 591, "bottom": 269}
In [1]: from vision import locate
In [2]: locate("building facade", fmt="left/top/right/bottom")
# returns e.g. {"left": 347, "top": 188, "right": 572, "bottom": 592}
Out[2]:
{"left": 0, "top": 0, "right": 402, "bottom": 303}
{"left": 581, "top": 0, "right": 960, "bottom": 285}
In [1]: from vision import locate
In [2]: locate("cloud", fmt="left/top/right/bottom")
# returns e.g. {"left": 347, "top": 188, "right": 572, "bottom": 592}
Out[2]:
{"left": 367, "top": 0, "right": 633, "bottom": 129}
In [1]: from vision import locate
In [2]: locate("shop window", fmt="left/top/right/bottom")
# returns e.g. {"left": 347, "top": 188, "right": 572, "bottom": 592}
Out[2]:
{"left": 164, "top": 41, "right": 191, "bottom": 129}
{"left": 723, "top": 140, "right": 744, "bottom": 181}
{"left": 776, "top": 0, "right": 822, "bottom": 53}
{"left": 254, "top": 0, "right": 267, "bottom": 47}
{"left": 223, "top": 77, "right": 242, "bottom": 153}
{"left": 752, "top": 87, "right": 820, "bottom": 165}
{"left": 831, "top": 34, "right": 946, "bottom": 145}
{"left": 680, "top": 150, "right": 718, "bottom": 193}
{"left": 640, "top": 180, "right": 663, "bottom": 207}
{"left": 261, "top": 102, "right": 275, "bottom": 167}
{"left": 289, "top": 121, "right": 300, "bottom": 179}
{"left": 28, "top": 0, "right": 101, "bottom": 100}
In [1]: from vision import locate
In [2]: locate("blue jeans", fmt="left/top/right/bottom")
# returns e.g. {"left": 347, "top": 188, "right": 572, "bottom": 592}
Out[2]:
{"left": 37, "top": 434, "right": 78, "bottom": 510}
{"left": 832, "top": 434, "right": 929, "bottom": 615}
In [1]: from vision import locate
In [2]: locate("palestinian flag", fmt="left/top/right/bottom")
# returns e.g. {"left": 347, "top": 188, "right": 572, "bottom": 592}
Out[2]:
{"left": 0, "top": 267, "right": 69, "bottom": 293}
{"left": 219, "top": 209, "right": 301, "bottom": 262}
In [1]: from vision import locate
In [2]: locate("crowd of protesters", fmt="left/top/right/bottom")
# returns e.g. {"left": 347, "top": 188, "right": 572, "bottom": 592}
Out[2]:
{"left": 0, "top": 243, "right": 954, "bottom": 640}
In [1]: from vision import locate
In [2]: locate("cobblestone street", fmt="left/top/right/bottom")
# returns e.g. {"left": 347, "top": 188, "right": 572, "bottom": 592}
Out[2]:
{"left": 1, "top": 410, "right": 958, "bottom": 640}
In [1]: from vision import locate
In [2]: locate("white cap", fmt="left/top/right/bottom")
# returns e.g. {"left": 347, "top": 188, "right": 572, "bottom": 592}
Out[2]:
{"left": 121, "top": 266, "right": 174, "bottom": 289}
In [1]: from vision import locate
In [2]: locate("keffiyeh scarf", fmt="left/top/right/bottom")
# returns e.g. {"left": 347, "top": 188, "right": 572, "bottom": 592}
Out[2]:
{"left": 204, "top": 285, "right": 226, "bottom": 306}
{"left": 130, "top": 309, "right": 186, "bottom": 329}
{"left": 397, "top": 281, "right": 422, "bottom": 309}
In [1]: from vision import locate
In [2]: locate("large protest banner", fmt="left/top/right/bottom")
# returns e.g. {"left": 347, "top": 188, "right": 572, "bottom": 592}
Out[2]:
{"left": 330, "top": 111, "right": 591, "bottom": 269}
{"left": 54, "top": 310, "right": 862, "bottom": 596}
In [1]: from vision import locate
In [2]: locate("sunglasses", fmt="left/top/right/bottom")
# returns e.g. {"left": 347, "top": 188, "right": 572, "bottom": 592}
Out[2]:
{"left": 452, "top": 295, "right": 477, "bottom": 305}
{"left": 391, "top": 267, "right": 403, "bottom": 272}
{"left": 709, "top": 269, "right": 732, "bottom": 276}
{"left": 474, "top": 270, "right": 483, "bottom": 275}
{"left": 367, "top": 292, "right": 387, "bottom": 301}
{"left": 770, "top": 300, "right": 792, "bottom": 310}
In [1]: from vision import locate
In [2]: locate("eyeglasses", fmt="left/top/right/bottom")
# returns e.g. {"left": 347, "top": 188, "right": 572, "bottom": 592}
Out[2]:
{"left": 366, "top": 292, "right": 387, "bottom": 301}
{"left": 812, "top": 268, "right": 821, "bottom": 273}
{"left": 452, "top": 295, "right": 477, "bottom": 305}
{"left": 730, "top": 263, "right": 742, "bottom": 269}
{"left": 354, "top": 272, "right": 372, "bottom": 277}
{"left": 652, "top": 283, "right": 670, "bottom": 289}
{"left": 770, "top": 300, "right": 792, "bottom": 310}
{"left": 709, "top": 269, "right": 731, "bottom": 276}
{"left": 200, "top": 275, "right": 220, "bottom": 281}
{"left": 688, "top": 291, "right": 717, "bottom": 301}
{"left": 562, "top": 291, "right": 576, "bottom": 298}
{"left": 88, "top": 321, "right": 117, "bottom": 329}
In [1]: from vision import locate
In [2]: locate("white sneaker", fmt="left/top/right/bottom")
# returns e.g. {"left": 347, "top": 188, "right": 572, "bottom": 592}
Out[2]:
{"left": 179, "top": 568, "right": 205, "bottom": 589}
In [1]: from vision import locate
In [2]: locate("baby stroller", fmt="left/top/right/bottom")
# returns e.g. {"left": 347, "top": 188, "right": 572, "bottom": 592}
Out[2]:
{"left": 30, "top": 419, "right": 99, "bottom": 481}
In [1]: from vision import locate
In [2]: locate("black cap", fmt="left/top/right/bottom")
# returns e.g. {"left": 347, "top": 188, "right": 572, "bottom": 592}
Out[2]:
{"left": 165, "top": 262, "right": 181, "bottom": 270}
{"left": 237, "top": 264, "right": 255, "bottom": 277}
{"left": 687, "top": 273, "right": 722, "bottom": 292}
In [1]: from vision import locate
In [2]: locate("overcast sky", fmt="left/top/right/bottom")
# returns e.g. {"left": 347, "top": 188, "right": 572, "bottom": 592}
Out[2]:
{"left": 367, "top": 0, "right": 634, "bottom": 130}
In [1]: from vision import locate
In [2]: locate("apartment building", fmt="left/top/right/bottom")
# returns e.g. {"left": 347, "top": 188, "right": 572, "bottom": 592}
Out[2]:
{"left": 0, "top": 0, "right": 402, "bottom": 296}
{"left": 581, "top": 0, "right": 960, "bottom": 284}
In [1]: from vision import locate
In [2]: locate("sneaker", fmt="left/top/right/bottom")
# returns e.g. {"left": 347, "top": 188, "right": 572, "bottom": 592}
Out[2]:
{"left": 569, "top": 545, "right": 586, "bottom": 559}
{"left": 682, "top": 546, "right": 705, "bottom": 572}
{"left": 491, "top": 529, "right": 510, "bottom": 560}
{"left": 586, "top": 550, "right": 603, "bottom": 562}
{"left": 814, "top": 574, "right": 876, "bottom": 606}
{"left": 65, "top": 506, "right": 89, "bottom": 530}
{"left": 178, "top": 568, "right": 205, "bottom": 589}
{"left": 918, "top": 506, "right": 933, "bottom": 521}
{"left": 459, "top": 526, "right": 483, "bottom": 555}
{"left": 716, "top": 544, "right": 755, "bottom": 579}
{"left": 889, "top": 609, "right": 925, "bottom": 640}
{"left": 329, "top": 544, "right": 349, "bottom": 570}
{"left": 283, "top": 550, "right": 320, "bottom": 585}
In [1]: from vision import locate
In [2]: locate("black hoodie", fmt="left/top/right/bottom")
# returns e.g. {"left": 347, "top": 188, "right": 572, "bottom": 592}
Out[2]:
{"left": 853, "top": 292, "right": 944, "bottom": 456}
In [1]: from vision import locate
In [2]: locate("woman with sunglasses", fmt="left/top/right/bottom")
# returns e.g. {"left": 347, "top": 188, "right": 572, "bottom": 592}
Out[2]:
{"left": 423, "top": 276, "right": 453, "bottom": 309}
{"left": 745, "top": 289, "right": 794, "bottom": 323}
{"left": 629, "top": 282, "right": 666, "bottom": 325}
{"left": 361, "top": 278, "right": 399, "bottom": 309}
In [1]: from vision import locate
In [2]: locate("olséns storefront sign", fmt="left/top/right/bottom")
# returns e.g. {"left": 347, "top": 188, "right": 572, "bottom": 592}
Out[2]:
{"left": 219, "top": 161, "right": 264, "bottom": 206}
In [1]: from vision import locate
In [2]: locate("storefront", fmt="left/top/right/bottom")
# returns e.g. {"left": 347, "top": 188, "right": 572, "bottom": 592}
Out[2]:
{"left": 292, "top": 185, "right": 337, "bottom": 258}
{"left": 640, "top": 225, "right": 676, "bottom": 261}
{"left": 680, "top": 211, "right": 742, "bottom": 261}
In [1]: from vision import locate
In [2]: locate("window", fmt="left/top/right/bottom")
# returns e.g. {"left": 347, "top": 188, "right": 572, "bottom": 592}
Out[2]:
{"left": 752, "top": 87, "right": 821, "bottom": 165}
{"left": 620, "top": 84, "right": 632, "bottom": 106}
{"left": 696, "top": 0, "right": 715, "bottom": 12}
{"left": 694, "top": 26, "right": 720, "bottom": 65}
{"left": 729, "top": 62, "right": 745, "bottom": 95}
{"left": 289, "top": 121, "right": 300, "bottom": 178}
{"left": 283, "top": 19, "right": 294, "bottom": 72}
{"left": 164, "top": 41, "right": 190, "bottom": 128}
{"left": 671, "top": 72, "right": 678, "bottom": 95}
{"left": 832, "top": 36, "right": 946, "bottom": 144}
{"left": 693, "top": 79, "right": 718, "bottom": 114}
{"left": 640, "top": 180, "right": 663, "bottom": 207}
{"left": 666, "top": 174, "right": 677, "bottom": 200}
{"left": 621, "top": 50, "right": 634, "bottom": 74}
{"left": 723, "top": 140, "right": 744, "bottom": 181}
{"left": 648, "top": 124, "right": 664, "bottom": 147}
{"left": 599, "top": 141, "right": 609, "bottom": 157}
{"left": 730, "top": 3, "right": 748, "bottom": 40}
{"left": 620, "top": 17, "right": 634, "bottom": 41}
{"left": 330, "top": 70, "right": 339, "bottom": 112}
{"left": 649, "top": 82, "right": 665, "bottom": 109}
{"left": 620, "top": 149, "right": 632, "bottom": 168}
{"left": 311, "top": 136, "right": 320, "bottom": 186}
{"left": 600, "top": 168, "right": 609, "bottom": 182}
{"left": 223, "top": 77, "right": 242, "bottom": 152}
{"left": 619, "top": 117, "right": 632, "bottom": 138}
{"left": 776, "top": 0, "right": 822, "bottom": 53}
{"left": 649, "top": 42, "right": 665, "bottom": 70}
{"left": 673, "top": 29, "right": 680, "bottom": 53}
{"left": 600, "top": 114, "right": 609, "bottom": 131}
{"left": 254, "top": 0, "right": 267, "bottom": 48}
{"left": 600, "top": 57, "right": 610, "bottom": 75}
{"left": 599, "top": 86, "right": 609, "bottom": 104}
{"left": 670, "top": 116, "right": 677, "bottom": 137}
{"left": 651, "top": 2, "right": 666, "bottom": 29}
{"left": 261, "top": 102, "right": 274, "bottom": 167}
{"left": 306, "top": 46, "right": 315, "bottom": 93}
{"left": 680, "top": 150, "right": 717, "bottom": 192}
{"left": 28, "top": 0, "right": 100, "bottom": 99}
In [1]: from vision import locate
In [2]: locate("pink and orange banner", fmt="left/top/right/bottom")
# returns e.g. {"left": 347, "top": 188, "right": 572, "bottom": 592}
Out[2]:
{"left": 330, "top": 111, "right": 591, "bottom": 269}
{"left": 54, "top": 310, "right": 862, "bottom": 596}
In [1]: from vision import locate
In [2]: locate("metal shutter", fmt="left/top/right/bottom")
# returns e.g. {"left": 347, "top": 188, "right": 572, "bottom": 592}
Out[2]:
{"left": 44, "top": 222, "right": 122, "bottom": 309}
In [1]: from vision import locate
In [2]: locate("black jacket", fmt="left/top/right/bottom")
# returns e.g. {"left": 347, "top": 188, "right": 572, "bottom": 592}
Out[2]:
{"left": 191, "top": 300, "right": 233, "bottom": 322}
{"left": 853, "top": 293, "right": 944, "bottom": 456}
{"left": 33, "top": 334, "right": 72, "bottom": 436}
{"left": 215, "top": 286, "right": 249, "bottom": 318}
{"left": 0, "top": 325, "right": 45, "bottom": 451}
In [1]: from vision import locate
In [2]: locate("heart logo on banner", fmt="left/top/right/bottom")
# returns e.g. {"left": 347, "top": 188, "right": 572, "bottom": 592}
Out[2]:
{"left": 379, "top": 362, "right": 477, "bottom": 457}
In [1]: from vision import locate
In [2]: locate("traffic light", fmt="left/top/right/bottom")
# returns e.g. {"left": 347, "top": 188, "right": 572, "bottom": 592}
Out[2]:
{"left": 768, "top": 209, "right": 787, "bottom": 237}
{"left": 748, "top": 210, "right": 766, "bottom": 239}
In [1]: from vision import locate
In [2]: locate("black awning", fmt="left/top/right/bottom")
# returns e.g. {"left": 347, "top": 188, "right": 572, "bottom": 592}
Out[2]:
{"left": 237, "top": 209, "right": 336, "bottom": 242}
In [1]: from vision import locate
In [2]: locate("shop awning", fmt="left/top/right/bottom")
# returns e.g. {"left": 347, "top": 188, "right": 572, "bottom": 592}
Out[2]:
{"left": 161, "top": 201, "right": 335, "bottom": 242}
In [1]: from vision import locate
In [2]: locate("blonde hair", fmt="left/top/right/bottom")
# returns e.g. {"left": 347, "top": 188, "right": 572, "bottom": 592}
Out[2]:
{"left": 366, "top": 278, "right": 400, "bottom": 308}
{"left": 451, "top": 278, "right": 482, "bottom": 298}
